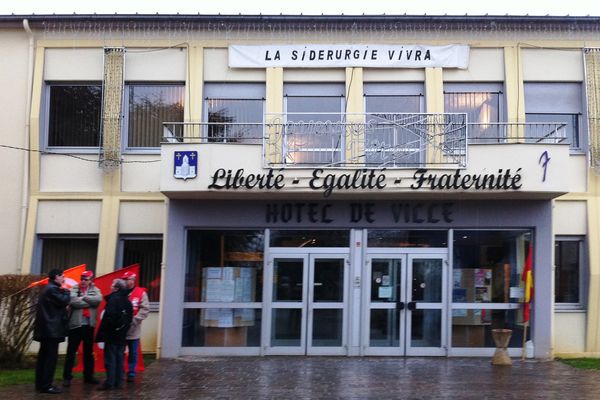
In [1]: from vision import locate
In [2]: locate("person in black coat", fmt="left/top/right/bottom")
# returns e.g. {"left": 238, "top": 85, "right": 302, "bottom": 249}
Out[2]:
{"left": 95, "top": 279, "right": 133, "bottom": 390}
{"left": 33, "top": 268, "right": 71, "bottom": 394}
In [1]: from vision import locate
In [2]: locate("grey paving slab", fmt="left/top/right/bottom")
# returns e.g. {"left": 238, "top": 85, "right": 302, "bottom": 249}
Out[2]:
{"left": 1, "top": 357, "right": 599, "bottom": 399}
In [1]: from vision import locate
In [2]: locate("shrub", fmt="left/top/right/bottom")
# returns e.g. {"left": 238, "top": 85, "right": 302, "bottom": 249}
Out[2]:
{"left": 0, "top": 274, "right": 42, "bottom": 368}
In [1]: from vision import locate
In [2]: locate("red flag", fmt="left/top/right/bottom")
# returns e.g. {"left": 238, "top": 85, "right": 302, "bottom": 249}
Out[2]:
{"left": 27, "top": 264, "right": 86, "bottom": 289}
{"left": 521, "top": 243, "right": 534, "bottom": 323}
{"left": 73, "top": 264, "right": 144, "bottom": 374}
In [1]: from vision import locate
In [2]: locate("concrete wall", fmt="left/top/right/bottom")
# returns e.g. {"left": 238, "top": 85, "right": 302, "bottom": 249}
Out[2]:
{"left": 0, "top": 30, "right": 29, "bottom": 274}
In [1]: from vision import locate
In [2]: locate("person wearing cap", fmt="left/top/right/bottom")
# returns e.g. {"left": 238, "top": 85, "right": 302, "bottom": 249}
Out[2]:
{"left": 33, "top": 268, "right": 71, "bottom": 394}
{"left": 62, "top": 270, "right": 103, "bottom": 387}
{"left": 122, "top": 271, "right": 150, "bottom": 382}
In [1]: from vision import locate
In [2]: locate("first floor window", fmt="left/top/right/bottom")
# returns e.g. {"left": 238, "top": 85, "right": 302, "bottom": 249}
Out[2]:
{"left": 119, "top": 236, "right": 163, "bottom": 302}
{"left": 555, "top": 237, "right": 585, "bottom": 307}
{"left": 47, "top": 83, "right": 102, "bottom": 147}
{"left": 126, "top": 83, "right": 185, "bottom": 148}
{"left": 38, "top": 236, "right": 98, "bottom": 275}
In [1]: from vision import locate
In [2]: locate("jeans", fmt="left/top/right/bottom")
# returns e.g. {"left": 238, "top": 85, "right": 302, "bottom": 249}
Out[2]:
{"left": 103, "top": 342, "right": 125, "bottom": 388}
{"left": 35, "top": 338, "right": 61, "bottom": 391}
{"left": 126, "top": 339, "right": 139, "bottom": 377}
{"left": 63, "top": 325, "right": 95, "bottom": 381}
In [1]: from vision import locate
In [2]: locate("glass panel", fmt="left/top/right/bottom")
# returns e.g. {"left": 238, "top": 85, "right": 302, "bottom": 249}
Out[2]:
{"left": 371, "top": 259, "right": 401, "bottom": 303}
{"left": 285, "top": 96, "right": 343, "bottom": 165}
{"left": 312, "top": 309, "right": 343, "bottom": 346}
{"left": 273, "top": 259, "right": 304, "bottom": 302}
{"left": 207, "top": 98, "right": 263, "bottom": 143}
{"left": 128, "top": 84, "right": 184, "bottom": 147}
{"left": 526, "top": 113, "right": 579, "bottom": 149}
{"left": 185, "top": 230, "right": 264, "bottom": 302}
{"left": 40, "top": 237, "right": 98, "bottom": 275}
{"left": 122, "top": 238, "right": 162, "bottom": 302}
{"left": 369, "top": 309, "right": 400, "bottom": 347}
{"left": 453, "top": 230, "right": 532, "bottom": 304}
{"left": 451, "top": 309, "right": 524, "bottom": 348}
{"left": 48, "top": 85, "right": 102, "bottom": 147}
{"left": 313, "top": 259, "right": 344, "bottom": 302}
{"left": 181, "top": 308, "right": 261, "bottom": 347}
{"left": 444, "top": 91, "right": 501, "bottom": 142}
{"left": 271, "top": 308, "right": 302, "bottom": 346}
{"left": 555, "top": 240, "right": 580, "bottom": 303}
{"left": 367, "top": 230, "right": 448, "bottom": 247}
{"left": 410, "top": 309, "right": 441, "bottom": 347}
{"left": 411, "top": 259, "right": 442, "bottom": 302}
{"left": 270, "top": 230, "right": 350, "bottom": 247}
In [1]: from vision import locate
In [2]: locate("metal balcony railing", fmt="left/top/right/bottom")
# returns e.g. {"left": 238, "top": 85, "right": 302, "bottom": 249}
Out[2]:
{"left": 162, "top": 116, "right": 568, "bottom": 169}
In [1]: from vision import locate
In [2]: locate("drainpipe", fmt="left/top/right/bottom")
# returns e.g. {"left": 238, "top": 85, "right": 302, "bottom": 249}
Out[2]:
{"left": 18, "top": 18, "right": 34, "bottom": 273}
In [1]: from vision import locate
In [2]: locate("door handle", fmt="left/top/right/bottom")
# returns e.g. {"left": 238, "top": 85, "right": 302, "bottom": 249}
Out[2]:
{"left": 407, "top": 301, "right": 417, "bottom": 310}
{"left": 396, "top": 301, "right": 405, "bottom": 310}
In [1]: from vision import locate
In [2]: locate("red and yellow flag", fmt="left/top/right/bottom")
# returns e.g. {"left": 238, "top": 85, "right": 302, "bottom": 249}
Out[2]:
{"left": 27, "top": 264, "right": 86, "bottom": 289}
{"left": 521, "top": 243, "right": 534, "bottom": 323}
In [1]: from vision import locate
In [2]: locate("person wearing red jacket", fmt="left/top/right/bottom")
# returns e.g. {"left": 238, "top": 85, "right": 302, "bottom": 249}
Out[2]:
{"left": 121, "top": 271, "right": 150, "bottom": 382}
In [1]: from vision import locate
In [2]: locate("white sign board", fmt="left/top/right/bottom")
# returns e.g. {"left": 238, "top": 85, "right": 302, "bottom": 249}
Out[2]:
{"left": 229, "top": 44, "right": 470, "bottom": 68}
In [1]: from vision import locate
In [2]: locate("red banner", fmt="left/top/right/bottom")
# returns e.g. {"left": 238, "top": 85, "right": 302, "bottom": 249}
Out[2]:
{"left": 73, "top": 264, "right": 145, "bottom": 374}
{"left": 27, "top": 264, "right": 86, "bottom": 289}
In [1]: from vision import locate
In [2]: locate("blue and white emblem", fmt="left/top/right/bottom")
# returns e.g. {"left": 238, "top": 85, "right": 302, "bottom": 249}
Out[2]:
{"left": 174, "top": 151, "right": 197, "bottom": 180}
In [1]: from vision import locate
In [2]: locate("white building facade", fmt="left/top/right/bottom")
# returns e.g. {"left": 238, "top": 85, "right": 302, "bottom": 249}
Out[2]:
{"left": 0, "top": 14, "right": 599, "bottom": 358}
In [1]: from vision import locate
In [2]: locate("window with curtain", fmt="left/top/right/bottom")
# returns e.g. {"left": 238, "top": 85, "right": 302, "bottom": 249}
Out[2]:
{"left": 120, "top": 237, "right": 163, "bottom": 302}
{"left": 39, "top": 236, "right": 98, "bottom": 275}
{"left": 364, "top": 83, "right": 424, "bottom": 166}
{"left": 524, "top": 82, "right": 583, "bottom": 150}
{"left": 47, "top": 84, "right": 102, "bottom": 147}
{"left": 204, "top": 83, "right": 265, "bottom": 143}
{"left": 444, "top": 83, "right": 503, "bottom": 143}
{"left": 126, "top": 84, "right": 184, "bottom": 148}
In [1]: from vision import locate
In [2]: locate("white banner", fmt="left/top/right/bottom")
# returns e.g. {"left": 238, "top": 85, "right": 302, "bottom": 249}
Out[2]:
{"left": 229, "top": 44, "right": 469, "bottom": 69}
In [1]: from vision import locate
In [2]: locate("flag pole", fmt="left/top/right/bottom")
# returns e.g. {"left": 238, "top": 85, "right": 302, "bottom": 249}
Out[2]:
{"left": 521, "top": 321, "right": 528, "bottom": 361}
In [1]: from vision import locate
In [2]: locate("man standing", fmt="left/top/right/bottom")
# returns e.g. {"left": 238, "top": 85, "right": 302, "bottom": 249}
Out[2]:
{"left": 33, "top": 268, "right": 71, "bottom": 394}
{"left": 95, "top": 279, "right": 133, "bottom": 390}
{"left": 122, "top": 271, "right": 150, "bottom": 382}
{"left": 62, "top": 270, "right": 102, "bottom": 387}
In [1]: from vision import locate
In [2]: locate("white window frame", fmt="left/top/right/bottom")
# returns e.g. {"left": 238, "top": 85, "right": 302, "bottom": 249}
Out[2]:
{"left": 554, "top": 236, "right": 587, "bottom": 311}
{"left": 43, "top": 82, "right": 103, "bottom": 153}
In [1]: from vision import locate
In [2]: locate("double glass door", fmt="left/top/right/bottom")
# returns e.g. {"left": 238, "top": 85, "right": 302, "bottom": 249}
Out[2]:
{"left": 365, "top": 253, "right": 447, "bottom": 356}
{"left": 265, "top": 252, "right": 348, "bottom": 355}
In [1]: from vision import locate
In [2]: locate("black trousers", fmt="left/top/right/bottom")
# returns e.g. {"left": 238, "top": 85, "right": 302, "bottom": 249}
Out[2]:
{"left": 63, "top": 325, "right": 95, "bottom": 381}
{"left": 35, "top": 338, "right": 61, "bottom": 391}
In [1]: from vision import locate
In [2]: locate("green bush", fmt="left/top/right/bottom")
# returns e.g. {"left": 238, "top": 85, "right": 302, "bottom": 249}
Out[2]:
{"left": 0, "top": 274, "right": 42, "bottom": 368}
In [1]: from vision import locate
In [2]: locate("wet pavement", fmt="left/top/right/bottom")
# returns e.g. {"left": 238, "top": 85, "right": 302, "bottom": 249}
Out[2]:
{"left": 2, "top": 357, "right": 600, "bottom": 399}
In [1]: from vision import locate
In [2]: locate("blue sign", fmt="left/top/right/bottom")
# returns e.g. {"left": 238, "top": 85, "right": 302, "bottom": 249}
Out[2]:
{"left": 174, "top": 151, "right": 197, "bottom": 180}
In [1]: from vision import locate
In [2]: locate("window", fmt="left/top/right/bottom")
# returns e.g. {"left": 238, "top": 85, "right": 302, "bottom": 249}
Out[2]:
{"left": 444, "top": 83, "right": 503, "bottom": 143}
{"left": 524, "top": 83, "right": 583, "bottom": 150}
{"left": 38, "top": 236, "right": 98, "bottom": 275}
{"left": 119, "top": 237, "right": 163, "bottom": 302}
{"left": 126, "top": 84, "right": 184, "bottom": 148}
{"left": 204, "top": 83, "right": 264, "bottom": 143}
{"left": 364, "top": 83, "right": 424, "bottom": 166}
{"left": 183, "top": 230, "right": 264, "bottom": 347}
{"left": 46, "top": 84, "right": 102, "bottom": 147}
{"left": 555, "top": 237, "right": 585, "bottom": 308}
{"left": 451, "top": 230, "right": 531, "bottom": 348}
{"left": 284, "top": 83, "right": 345, "bottom": 165}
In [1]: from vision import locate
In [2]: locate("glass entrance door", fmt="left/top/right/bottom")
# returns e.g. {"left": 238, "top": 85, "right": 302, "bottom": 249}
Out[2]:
{"left": 266, "top": 253, "right": 348, "bottom": 355}
{"left": 365, "top": 252, "right": 447, "bottom": 356}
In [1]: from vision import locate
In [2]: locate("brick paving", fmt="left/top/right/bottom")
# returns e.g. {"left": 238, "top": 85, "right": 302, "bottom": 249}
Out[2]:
{"left": 2, "top": 357, "right": 600, "bottom": 399}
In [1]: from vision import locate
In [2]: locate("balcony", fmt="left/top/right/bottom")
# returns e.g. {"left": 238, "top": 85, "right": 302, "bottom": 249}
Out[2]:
{"left": 163, "top": 113, "right": 568, "bottom": 170}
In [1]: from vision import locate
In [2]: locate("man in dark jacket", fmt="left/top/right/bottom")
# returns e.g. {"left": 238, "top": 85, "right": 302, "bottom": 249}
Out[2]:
{"left": 95, "top": 278, "right": 133, "bottom": 390}
{"left": 33, "top": 268, "right": 71, "bottom": 394}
